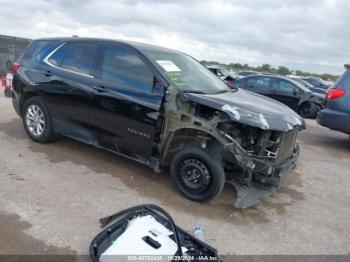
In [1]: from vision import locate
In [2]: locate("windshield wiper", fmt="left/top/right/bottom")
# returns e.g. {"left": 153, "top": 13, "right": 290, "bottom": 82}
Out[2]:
{"left": 184, "top": 89, "right": 234, "bottom": 95}
{"left": 183, "top": 90, "right": 206, "bottom": 94}
{"left": 212, "top": 87, "right": 239, "bottom": 94}
{"left": 213, "top": 89, "right": 229, "bottom": 94}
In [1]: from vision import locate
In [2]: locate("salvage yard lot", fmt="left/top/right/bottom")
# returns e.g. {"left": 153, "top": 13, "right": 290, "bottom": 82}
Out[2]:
{"left": 0, "top": 94, "right": 349, "bottom": 256}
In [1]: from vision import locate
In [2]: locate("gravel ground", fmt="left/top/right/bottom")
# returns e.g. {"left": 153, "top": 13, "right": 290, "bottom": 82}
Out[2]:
{"left": 0, "top": 94, "right": 349, "bottom": 257}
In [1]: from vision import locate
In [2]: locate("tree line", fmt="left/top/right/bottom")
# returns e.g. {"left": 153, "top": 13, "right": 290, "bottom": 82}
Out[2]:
{"left": 200, "top": 60, "right": 339, "bottom": 81}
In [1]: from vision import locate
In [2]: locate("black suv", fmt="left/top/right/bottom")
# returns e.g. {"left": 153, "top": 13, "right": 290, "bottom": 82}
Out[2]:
{"left": 12, "top": 37, "right": 305, "bottom": 208}
{"left": 233, "top": 75, "right": 325, "bottom": 118}
{"left": 317, "top": 65, "right": 350, "bottom": 134}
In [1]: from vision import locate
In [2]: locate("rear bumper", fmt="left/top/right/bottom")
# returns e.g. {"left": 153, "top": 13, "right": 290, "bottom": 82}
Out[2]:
{"left": 317, "top": 108, "right": 350, "bottom": 134}
{"left": 228, "top": 146, "right": 299, "bottom": 208}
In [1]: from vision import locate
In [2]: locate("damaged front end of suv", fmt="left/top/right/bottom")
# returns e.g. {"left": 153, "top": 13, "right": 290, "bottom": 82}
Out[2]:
{"left": 142, "top": 47, "right": 306, "bottom": 208}
{"left": 158, "top": 85, "right": 305, "bottom": 208}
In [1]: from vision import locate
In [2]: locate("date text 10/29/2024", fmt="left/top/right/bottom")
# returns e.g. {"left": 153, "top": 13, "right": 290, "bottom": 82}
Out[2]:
{"left": 127, "top": 255, "right": 219, "bottom": 261}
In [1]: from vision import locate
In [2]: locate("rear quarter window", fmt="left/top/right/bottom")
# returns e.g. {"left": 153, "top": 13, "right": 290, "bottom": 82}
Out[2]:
{"left": 21, "top": 40, "right": 59, "bottom": 63}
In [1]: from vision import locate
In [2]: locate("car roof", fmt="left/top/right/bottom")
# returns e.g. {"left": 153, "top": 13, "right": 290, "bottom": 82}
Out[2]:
{"left": 34, "top": 37, "right": 181, "bottom": 55}
{"left": 288, "top": 75, "right": 303, "bottom": 79}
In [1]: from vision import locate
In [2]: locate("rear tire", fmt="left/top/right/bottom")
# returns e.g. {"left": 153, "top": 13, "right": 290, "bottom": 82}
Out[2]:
{"left": 22, "top": 96, "right": 55, "bottom": 143}
{"left": 170, "top": 146, "right": 225, "bottom": 202}
{"left": 299, "top": 102, "right": 319, "bottom": 118}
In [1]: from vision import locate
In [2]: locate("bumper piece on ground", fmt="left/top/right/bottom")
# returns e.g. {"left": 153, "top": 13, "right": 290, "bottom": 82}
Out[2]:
{"left": 228, "top": 149, "right": 299, "bottom": 208}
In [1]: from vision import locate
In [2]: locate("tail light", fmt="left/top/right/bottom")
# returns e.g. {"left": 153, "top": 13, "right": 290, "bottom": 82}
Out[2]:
{"left": 11, "top": 63, "right": 21, "bottom": 75}
{"left": 326, "top": 87, "right": 346, "bottom": 100}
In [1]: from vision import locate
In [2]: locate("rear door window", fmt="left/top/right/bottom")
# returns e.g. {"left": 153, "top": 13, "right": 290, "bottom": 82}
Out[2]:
{"left": 55, "top": 42, "right": 98, "bottom": 76}
{"left": 273, "top": 79, "right": 296, "bottom": 93}
{"left": 61, "top": 43, "right": 98, "bottom": 76}
{"left": 100, "top": 45, "right": 154, "bottom": 93}
{"left": 247, "top": 76, "right": 271, "bottom": 89}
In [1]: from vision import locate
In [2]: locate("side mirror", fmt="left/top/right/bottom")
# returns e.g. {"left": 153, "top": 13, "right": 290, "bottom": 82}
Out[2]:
{"left": 293, "top": 88, "right": 298, "bottom": 96}
{"left": 224, "top": 76, "right": 234, "bottom": 89}
{"left": 225, "top": 81, "right": 235, "bottom": 89}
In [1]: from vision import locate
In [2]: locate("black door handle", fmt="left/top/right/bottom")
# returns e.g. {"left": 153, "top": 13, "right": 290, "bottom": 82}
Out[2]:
{"left": 93, "top": 85, "right": 107, "bottom": 93}
{"left": 45, "top": 70, "right": 53, "bottom": 77}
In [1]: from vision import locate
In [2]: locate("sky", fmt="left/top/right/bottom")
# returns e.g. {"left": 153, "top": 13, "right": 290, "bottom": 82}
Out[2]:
{"left": 0, "top": 0, "right": 348, "bottom": 74}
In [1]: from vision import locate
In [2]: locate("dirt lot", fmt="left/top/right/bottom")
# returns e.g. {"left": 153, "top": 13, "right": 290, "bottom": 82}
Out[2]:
{"left": 0, "top": 94, "right": 349, "bottom": 256}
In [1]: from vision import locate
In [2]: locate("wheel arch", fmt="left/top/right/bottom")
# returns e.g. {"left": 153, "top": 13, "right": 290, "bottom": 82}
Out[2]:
{"left": 20, "top": 91, "right": 40, "bottom": 115}
{"left": 298, "top": 100, "right": 310, "bottom": 109}
{"left": 159, "top": 127, "right": 223, "bottom": 167}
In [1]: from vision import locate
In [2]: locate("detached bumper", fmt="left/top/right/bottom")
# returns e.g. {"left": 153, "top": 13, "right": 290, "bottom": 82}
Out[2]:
{"left": 228, "top": 147, "right": 299, "bottom": 208}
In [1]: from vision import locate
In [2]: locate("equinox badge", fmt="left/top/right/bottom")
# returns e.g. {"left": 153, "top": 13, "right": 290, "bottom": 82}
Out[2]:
{"left": 127, "top": 128, "right": 151, "bottom": 139}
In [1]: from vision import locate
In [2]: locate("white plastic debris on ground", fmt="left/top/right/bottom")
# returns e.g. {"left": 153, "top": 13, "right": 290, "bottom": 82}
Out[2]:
{"left": 100, "top": 215, "right": 187, "bottom": 262}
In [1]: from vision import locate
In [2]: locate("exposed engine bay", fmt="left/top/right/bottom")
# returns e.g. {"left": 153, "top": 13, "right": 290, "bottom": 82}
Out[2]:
{"left": 158, "top": 86, "right": 305, "bottom": 208}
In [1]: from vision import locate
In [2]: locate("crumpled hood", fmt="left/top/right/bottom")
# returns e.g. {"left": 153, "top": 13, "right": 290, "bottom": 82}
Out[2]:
{"left": 185, "top": 89, "right": 306, "bottom": 132}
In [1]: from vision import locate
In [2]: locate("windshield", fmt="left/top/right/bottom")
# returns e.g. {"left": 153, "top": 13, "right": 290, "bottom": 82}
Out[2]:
{"left": 143, "top": 50, "right": 229, "bottom": 94}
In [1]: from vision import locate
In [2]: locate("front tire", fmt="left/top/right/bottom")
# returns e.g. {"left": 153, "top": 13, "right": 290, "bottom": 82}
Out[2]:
{"left": 299, "top": 102, "right": 319, "bottom": 118}
{"left": 22, "top": 96, "right": 55, "bottom": 143}
{"left": 170, "top": 146, "right": 225, "bottom": 202}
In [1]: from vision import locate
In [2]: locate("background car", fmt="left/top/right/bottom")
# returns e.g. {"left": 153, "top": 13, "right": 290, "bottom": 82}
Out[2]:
{"left": 288, "top": 75, "right": 326, "bottom": 95}
{"left": 324, "top": 80, "right": 335, "bottom": 86}
{"left": 261, "top": 72, "right": 279, "bottom": 76}
{"left": 317, "top": 64, "right": 350, "bottom": 134}
{"left": 302, "top": 76, "right": 330, "bottom": 89}
{"left": 233, "top": 75, "right": 325, "bottom": 118}
{"left": 206, "top": 65, "right": 237, "bottom": 86}
{"left": 236, "top": 70, "right": 259, "bottom": 78}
